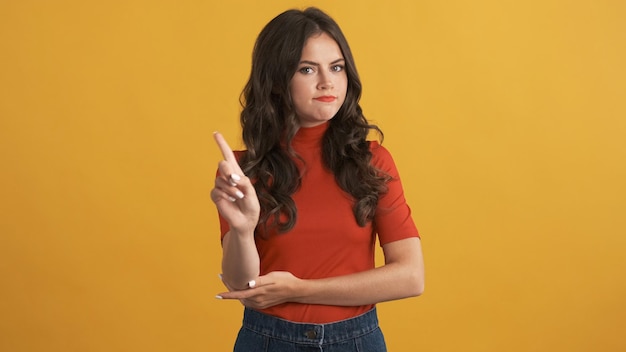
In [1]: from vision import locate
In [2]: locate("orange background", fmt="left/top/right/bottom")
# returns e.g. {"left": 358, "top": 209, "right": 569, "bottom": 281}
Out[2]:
{"left": 1, "top": 1, "right": 625, "bottom": 351}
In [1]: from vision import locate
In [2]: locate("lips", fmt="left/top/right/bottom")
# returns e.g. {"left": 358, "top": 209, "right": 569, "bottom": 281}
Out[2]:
{"left": 313, "top": 96, "right": 337, "bottom": 102}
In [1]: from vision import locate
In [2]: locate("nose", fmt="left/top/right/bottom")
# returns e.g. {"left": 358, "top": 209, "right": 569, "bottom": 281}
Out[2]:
{"left": 317, "top": 71, "right": 334, "bottom": 90}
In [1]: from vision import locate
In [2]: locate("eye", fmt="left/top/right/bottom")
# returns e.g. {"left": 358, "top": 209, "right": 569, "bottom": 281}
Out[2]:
{"left": 332, "top": 65, "right": 344, "bottom": 72}
{"left": 299, "top": 67, "right": 314, "bottom": 74}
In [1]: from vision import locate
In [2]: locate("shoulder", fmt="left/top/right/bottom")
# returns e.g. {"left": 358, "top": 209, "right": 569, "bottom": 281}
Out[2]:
{"left": 368, "top": 140, "right": 390, "bottom": 157}
{"left": 368, "top": 141, "right": 397, "bottom": 173}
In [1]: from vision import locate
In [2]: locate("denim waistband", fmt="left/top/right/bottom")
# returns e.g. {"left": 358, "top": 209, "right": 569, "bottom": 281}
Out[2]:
{"left": 241, "top": 307, "right": 380, "bottom": 345}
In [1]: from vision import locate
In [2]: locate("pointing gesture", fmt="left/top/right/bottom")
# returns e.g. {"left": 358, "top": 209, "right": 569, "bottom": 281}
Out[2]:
{"left": 211, "top": 132, "right": 260, "bottom": 234}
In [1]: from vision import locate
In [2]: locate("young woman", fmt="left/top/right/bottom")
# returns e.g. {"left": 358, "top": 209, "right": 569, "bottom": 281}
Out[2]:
{"left": 211, "top": 7, "right": 424, "bottom": 351}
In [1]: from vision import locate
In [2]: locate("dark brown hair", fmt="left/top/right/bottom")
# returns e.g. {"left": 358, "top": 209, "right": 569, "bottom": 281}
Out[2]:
{"left": 239, "top": 7, "right": 389, "bottom": 233}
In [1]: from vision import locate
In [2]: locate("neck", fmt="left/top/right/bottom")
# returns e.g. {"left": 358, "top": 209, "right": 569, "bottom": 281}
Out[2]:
{"left": 292, "top": 121, "right": 329, "bottom": 148}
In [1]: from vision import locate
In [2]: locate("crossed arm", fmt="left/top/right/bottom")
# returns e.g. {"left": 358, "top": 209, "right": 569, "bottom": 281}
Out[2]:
{"left": 219, "top": 235, "right": 423, "bottom": 309}
{"left": 211, "top": 132, "right": 424, "bottom": 309}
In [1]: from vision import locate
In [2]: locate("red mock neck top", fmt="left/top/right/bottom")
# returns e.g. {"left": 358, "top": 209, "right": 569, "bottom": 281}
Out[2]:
{"left": 220, "top": 121, "right": 419, "bottom": 323}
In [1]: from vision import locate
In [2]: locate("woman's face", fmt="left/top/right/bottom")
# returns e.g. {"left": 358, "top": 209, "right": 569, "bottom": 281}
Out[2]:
{"left": 290, "top": 32, "right": 348, "bottom": 128}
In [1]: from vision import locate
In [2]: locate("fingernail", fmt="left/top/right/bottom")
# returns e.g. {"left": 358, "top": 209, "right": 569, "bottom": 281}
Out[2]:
{"left": 248, "top": 280, "right": 256, "bottom": 288}
{"left": 235, "top": 190, "right": 244, "bottom": 199}
{"left": 218, "top": 274, "right": 223, "bottom": 280}
{"left": 215, "top": 295, "right": 223, "bottom": 299}
{"left": 229, "top": 174, "right": 240, "bottom": 186}
{"left": 228, "top": 196, "right": 237, "bottom": 202}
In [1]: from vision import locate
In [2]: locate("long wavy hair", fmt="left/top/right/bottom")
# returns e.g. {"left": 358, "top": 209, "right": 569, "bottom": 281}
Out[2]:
{"left": 239, "top": 7, "right": 389, "bottom": 233}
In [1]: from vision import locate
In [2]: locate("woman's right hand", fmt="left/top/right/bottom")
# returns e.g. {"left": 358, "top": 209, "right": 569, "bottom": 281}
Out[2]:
{"left": 210, "top": 132, "right": 260, "bottom": 235}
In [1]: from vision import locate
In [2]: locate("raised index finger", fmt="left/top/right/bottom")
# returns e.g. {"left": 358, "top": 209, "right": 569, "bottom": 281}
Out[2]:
{"left": 213, "top": 132, "right": 236, "bottom": 161}
{"left": 213, "top": 132, "right": 243, "bottom": 173}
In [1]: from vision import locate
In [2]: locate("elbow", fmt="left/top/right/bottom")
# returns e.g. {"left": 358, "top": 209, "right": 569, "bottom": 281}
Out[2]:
{"left": 406, "top": 269, "right": 425, "bottom": 297}
{"left": 220, "top": 273, "right": 255, "bottom": 292}
{"left": 415, "top": 280, "right": 425, "bottom": 297}
{"left": 409, "top": 275, "right": 425, "bottom": 297}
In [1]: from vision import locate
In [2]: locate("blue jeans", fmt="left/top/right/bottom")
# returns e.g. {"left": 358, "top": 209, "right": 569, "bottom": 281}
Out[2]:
{"left": 233, "top": 307, "right": 387, "bottom": 352}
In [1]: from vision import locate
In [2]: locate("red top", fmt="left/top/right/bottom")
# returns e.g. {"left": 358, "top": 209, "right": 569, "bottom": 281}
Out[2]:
{"left": 220, "top": 121, "right": 419, "bottom": 323}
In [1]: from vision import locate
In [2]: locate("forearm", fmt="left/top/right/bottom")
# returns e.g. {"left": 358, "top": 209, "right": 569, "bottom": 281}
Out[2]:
{"left": 221, "top": 230, "right": 260, "bottom": 290}
{"left": 295, "top": 260, "right": 424, "bottom": 306}
{"left": 216, "top": 238, "right": 423, "bottom": 309}
{"left": 292, "top": 237, "right": 424, "bottom": 306}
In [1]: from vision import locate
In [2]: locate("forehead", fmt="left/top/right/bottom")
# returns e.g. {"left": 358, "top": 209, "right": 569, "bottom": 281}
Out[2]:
{"left": 300, "top": 32, "right": 343, "bottom": 59}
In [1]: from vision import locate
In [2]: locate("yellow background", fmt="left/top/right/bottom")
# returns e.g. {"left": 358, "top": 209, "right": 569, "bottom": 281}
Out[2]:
{"left": 1, "top": 0, "right": 625, "bottom": 351}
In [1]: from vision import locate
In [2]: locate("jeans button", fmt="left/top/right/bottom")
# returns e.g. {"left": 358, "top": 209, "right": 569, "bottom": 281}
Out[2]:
{"left": 304, "top": 329, "right": 317, "bottom": 339}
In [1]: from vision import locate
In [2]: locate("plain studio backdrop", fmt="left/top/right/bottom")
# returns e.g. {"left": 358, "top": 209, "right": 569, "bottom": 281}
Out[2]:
{"left": 1, "top": 1, "right": 625, "bottom": 351}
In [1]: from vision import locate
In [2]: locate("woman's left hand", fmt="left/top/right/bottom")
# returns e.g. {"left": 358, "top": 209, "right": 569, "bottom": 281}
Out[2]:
{"left": 217, "top": 271, "right": 302, "bottom": 309}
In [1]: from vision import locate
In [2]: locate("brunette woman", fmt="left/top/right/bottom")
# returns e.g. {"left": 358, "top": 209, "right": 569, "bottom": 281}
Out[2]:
{"left": 211, "top": 7, "right": 424, "bottom": 351}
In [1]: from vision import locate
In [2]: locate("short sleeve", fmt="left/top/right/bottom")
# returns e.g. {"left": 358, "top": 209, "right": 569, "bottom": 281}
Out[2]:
{"left": 370, "top": 142, "right": 420, "bottom": 245}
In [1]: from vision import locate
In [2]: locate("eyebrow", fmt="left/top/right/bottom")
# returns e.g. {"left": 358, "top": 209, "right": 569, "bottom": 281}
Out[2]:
{"left": 299, "top": 58, "right": 345, "bottom": 66}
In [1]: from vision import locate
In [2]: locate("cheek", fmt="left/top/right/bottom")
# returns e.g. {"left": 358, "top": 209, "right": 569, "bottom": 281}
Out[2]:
{"left": 339, "top": 76, "right": 348, "bottom": 94}
{"left": 290, "top": 80, "right": 308, "bottom": 102}
{"left": 339, "top": 80, "right": 348, "bottom": 100}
